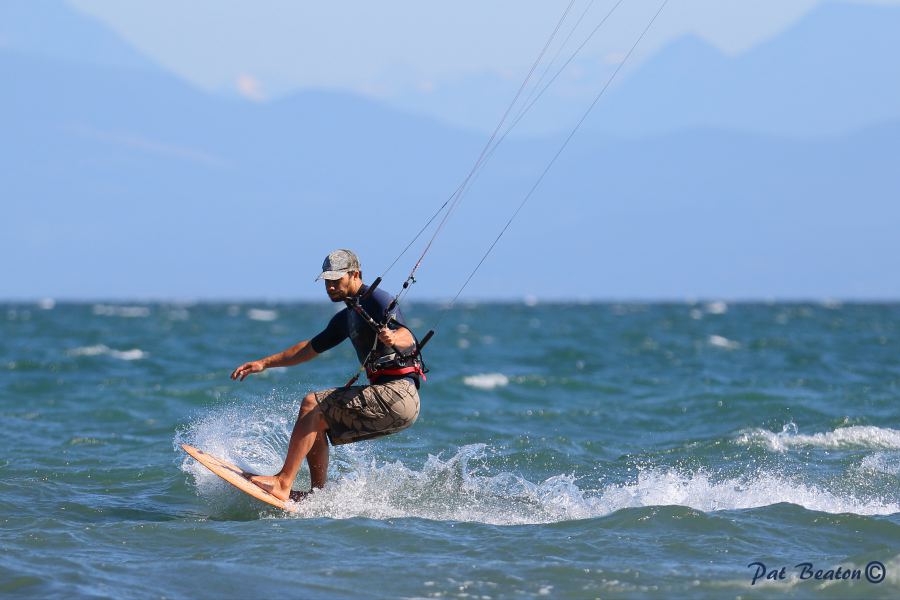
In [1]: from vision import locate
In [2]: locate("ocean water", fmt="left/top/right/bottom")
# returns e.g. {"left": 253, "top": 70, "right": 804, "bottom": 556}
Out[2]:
{"left": 2, "top": 301, "right": 899, "bottom": 599}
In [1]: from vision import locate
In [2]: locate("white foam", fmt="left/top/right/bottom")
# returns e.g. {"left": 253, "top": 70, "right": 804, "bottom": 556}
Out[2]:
{"left": 708, "top": 334, "right": 740, "bottom": 350}
{"left": 67, "top": 345, "right": 147, "bottom": 360}
{"left": 276, "top": 444, "right": 605, "bottom": 524}
{"left": 883, "top": 554, "right": 900, "bottom": 586}
{"left": 68, "top": 344, "right": 110, "bottom": 357}
{"left": 463, "top": 373, "right": 509, "bottom": 390}
{"left": 176, "top": 395, "right": 297, "bottom": 506}
{"left": 37, "top": 298, "right": 55, "bottom": 310}
{"left": 109, "top": 348, "right": 147, "bottom": 361}
{"left": 736, "top": 424, "right": 900, "bottom": 452}
{"left": 859, "top": 452, "right": 900, "bottom": 476}
{"left": 247, "top": 308, "right": 278, "bottom": 321}
{"left": 596, "top": 469, "right": 899, "bottom": 517}
{"left": 290, "top": 453, "right": 900, "bottom": 523}
{"left": 177, "top": 401, "right": 899, "bottom": 522}
{"left": 705, "top": 301, "right": 728, "bottom": 315}
{"left": 92, "top": 304, "right": 150, "bottom": 318}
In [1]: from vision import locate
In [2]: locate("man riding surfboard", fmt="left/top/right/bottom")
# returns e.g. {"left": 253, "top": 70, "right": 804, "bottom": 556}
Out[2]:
{"left": 230, "top": 249, "right": 424, "bottom": 501}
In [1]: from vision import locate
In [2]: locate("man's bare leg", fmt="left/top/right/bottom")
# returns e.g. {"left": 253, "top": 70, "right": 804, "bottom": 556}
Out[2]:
{"left": 250, "top": 393, "right": 327, "bottom": 501}
{"left": 307, "top": 430, "right": 330, "bottom": 489}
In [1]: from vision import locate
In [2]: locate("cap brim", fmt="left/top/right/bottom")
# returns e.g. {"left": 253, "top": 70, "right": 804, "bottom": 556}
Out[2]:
{"left": 316, "top": 270, "right": 347, "bottom": 281}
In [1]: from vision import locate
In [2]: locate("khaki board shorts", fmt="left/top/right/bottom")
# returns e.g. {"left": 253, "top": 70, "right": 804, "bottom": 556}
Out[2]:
{"left": 315, "top": 378, "right": 420, "bottom": 446}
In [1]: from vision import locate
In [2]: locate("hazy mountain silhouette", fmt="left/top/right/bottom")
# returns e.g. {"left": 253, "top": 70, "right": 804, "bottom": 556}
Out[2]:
{"left": 0, "top": 1, "right": 158, "bottom": 72}
{"left": 389, "top": 2, "right": 900, "bottom": 137}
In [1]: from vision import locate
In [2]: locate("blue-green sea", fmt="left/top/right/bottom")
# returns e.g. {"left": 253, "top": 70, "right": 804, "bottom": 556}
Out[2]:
{"left": 2, "top": 301, "right": 899, "bottom": 599}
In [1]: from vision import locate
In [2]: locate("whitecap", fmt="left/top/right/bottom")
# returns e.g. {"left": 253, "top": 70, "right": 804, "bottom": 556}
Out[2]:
{"left": 37, "top": 298, "right": 55, "bottom": 310}
{"left": 596, "top": 468, "right": 898, "bottom": 517}
{"left": 92, "top": 304, "right": 150, "bottom": 318}
{"left": 708, "top": 334, "right": 740, "bottom": 350}
{"left": 705, "top": 301, "right": 728, "bottom": 315}
{"left": 67, "top": 345, "right": 147, "bottom": 360}
{"left": 859, "top": 452, "right": 900, "bottom": 476}
{"left": 68, "top": 344, "right": 111, "bottom": 357}
{"left": 736, "top": 424, "right": 900, "bottom": 452}
{"left": 247, "top": 308, "right": 278, "bottom": 321}
{"left": 108, "top": 349, "right": 148, "bottom": 361}
{"left": 463, "top": 373, "right": 509, "bottom": 390}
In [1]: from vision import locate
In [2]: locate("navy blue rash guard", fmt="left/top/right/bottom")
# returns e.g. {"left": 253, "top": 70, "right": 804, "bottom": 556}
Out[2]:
{"left": 309, "top": 284, "right": 418, "bottom": 386}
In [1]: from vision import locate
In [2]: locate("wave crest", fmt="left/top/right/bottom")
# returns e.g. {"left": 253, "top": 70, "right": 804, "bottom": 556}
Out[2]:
{"left": 176, "top": 401, "right": 899, "bottom": 522}
{"left": 736, "top": 424, "right": 900, "bottom": 451}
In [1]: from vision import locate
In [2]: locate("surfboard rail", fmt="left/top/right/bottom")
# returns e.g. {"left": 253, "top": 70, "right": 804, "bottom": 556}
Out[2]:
{"left": 181, "top": 443, "right": 298, "bottom": 513}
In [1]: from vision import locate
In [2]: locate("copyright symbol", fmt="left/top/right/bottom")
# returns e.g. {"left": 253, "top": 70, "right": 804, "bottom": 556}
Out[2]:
{"left": 865, "top": 561, "right": 885, "bottom": 584}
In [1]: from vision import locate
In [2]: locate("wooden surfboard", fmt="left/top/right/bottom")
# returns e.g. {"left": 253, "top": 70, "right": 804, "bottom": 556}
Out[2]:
{"left": 181, "top": 443, "right": 299, "bottom": 512}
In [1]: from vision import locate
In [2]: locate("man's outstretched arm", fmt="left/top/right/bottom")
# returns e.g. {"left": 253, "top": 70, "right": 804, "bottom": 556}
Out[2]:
{"left": 231, "top": 340, "right": 319, "bottom": 381}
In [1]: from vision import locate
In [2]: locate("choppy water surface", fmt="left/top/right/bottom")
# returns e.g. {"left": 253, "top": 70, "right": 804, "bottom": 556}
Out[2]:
{"left": 2, "top": 301, "right": 898, "bottom": 598}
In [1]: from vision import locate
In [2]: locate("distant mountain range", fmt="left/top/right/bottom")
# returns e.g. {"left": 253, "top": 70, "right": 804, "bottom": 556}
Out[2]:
{"left": 3, "top": 2, "right": 899, "bottom": 138}
{"left": 2, "top": 2, "right": 898, "bottom": 299}
{"left": 586, "top": 2, "right": 900, "bottom": 137}
{"left": 389, "top": 2, "right": 900, "bottom": 137}
{"left": 0, "top": 1, "right": 158, "bottom": 72}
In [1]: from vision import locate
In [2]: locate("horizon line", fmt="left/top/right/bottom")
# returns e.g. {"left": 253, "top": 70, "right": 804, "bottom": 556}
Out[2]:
{"left": 2, "top": 296, "right": 898, "bottom": 305}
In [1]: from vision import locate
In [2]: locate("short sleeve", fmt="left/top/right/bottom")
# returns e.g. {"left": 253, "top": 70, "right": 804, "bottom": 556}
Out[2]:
{"left": 310, "top": 309, "right": 349, "bottom": 353}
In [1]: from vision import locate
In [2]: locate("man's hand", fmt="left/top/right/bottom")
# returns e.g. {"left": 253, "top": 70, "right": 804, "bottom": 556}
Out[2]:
{"left": 377, "top": 327, "right": 399, "bottom": 348}
{"left": 378, "top": 326, "right": 415, "bottom": 352}
{"left": 231, "top": 360, "right": 266, "bottom": 381}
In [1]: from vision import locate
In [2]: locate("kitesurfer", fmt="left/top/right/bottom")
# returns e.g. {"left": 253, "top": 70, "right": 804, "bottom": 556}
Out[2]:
{"left": 230, "top": 249, "right": 424, "bottom": 501}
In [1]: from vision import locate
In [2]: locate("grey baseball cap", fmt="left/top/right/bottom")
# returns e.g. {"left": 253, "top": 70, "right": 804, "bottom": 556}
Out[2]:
{"left": 316, "top": 249, "right": 361, "bottom": 281}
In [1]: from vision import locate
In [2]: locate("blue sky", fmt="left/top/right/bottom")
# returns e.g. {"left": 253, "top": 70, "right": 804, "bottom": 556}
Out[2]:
{"left": 2, "top": 1, "right": 899, "bottom": 300}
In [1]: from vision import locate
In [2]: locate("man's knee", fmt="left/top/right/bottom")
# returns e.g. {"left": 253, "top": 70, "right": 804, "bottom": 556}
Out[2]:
{"left": 299, "top": 392, "right": 320, "bottom": 416}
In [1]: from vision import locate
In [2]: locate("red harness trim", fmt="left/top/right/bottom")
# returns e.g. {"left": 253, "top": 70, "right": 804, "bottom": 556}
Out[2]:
{"left": 366, "top": 365, "right": 426, "bottom": 383}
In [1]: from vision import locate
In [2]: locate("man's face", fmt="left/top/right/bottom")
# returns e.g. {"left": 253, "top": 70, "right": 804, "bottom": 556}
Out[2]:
{"left": 324, "top": 272, "right": 357, "bottom": 302}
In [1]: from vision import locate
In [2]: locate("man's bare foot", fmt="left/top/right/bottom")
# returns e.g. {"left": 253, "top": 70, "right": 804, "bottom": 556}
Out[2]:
{"left": 248, "top": 474, "right": 291, "bottom": 501}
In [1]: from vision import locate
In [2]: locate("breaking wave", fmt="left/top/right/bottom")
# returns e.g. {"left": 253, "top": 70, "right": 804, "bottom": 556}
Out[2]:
{"left": 176, "top": 401, "right": 899, "bottom": 523}
{"left": 736, "top": 423, "right": 900, "bottom": 451}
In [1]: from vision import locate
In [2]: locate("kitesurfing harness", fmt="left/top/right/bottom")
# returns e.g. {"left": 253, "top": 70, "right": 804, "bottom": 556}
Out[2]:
{"left": 342, "top": 277, "right": 433, "bottom": 388}
{"left": 365, "top": 350, "right": 426, "bottom": 383}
